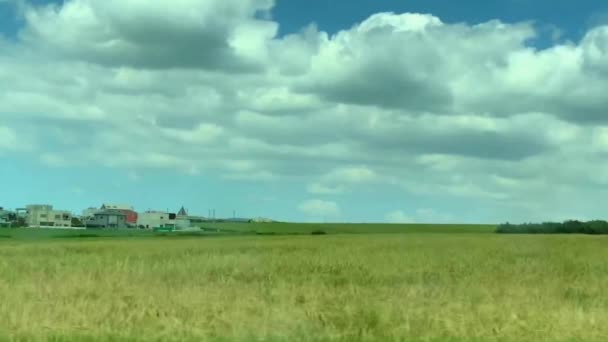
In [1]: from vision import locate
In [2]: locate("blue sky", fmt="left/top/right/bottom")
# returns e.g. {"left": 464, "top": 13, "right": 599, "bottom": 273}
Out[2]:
{"left": 2, "top": 1, "right": 607, "bottom": 41}
{"left": 273, "top": 0, "right": 607, "bottom": 40}
{"left": 1, "top": 0, "right": 608, "bottom": 223}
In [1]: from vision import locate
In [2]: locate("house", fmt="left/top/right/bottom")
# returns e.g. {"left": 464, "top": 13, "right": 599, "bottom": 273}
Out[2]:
{"left": 85, "top": 209, "right": 127, "bottom": 229}
{"left": 176, "top": 206, "right": 191, "bottom": 229}
{"left": 137, "top": 208, "right": 192, "bottom": 230}
{"left": 82, "top": 207, "right": 101, "bottom": 219}
{"left": 138, "top": 211, "right": 179, "bottom": 229}
{"left": 25, "top": 205, "right": 72, "bottom": 228}
{"left": 0, "top": 207, "right": 14, "bottom": 227}
{"left": 175, "top": 217, "right": 191, "bottom": 229}
{"left": 250, "top": 217, "right": 275, "bottom": 223}
{"left": 100, "top": 204, "right": 133, "bottom": 210}
{"left": 15, "top": 208, "right": 27, "bottom": 219}
{"left": 100, "top": 204, "right": 138, "bottom": 226}
{"left": 137, "top": 211, "right": 190, "bottom": 229}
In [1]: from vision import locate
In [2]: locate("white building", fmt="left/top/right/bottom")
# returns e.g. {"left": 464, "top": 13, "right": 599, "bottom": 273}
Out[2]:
{"left": 137, "top": 211, "right": 175, "bottom": 229}
{"left": 138, "top": 211, "right": 190, "bottom": 229}
{"left": 176, "top": 206, "right": 191, "bottom": 229}
{"left": 250, "top": 217, "right": 275, "bottom": 223}
{"left": 0, "top": 207, "right": 13, "bottom": 227}
{"left": 85, "top": 210, "right": 128, "bottom": 229}
{"left": 175, "top": 217, "right": 191, "bottom": 229}
{"left": 26, "top": 205, "right": 72, "bottom": 228}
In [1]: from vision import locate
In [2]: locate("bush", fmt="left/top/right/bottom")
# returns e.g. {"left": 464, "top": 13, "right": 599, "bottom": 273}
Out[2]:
{"left": 10, "top": 217, "right": 27, "bottom": 228}
{"left": 497, "top": 220, "right": 608, "bottom": 235}
{"left": 311, "top": 230, "right": 327, "bottom": 235}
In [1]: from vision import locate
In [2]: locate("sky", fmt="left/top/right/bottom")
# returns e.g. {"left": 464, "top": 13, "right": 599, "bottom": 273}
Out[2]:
{"left": 1, "top": 0, "right": 608, "bottom": 223}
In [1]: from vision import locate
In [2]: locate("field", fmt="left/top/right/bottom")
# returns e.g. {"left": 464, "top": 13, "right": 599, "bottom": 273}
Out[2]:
{"left": 0, "top": 223, "right": 496, "bottom": 240}
{"left": 0, "top": 227, "right": 227, "bottom": 241}
{"left": 202, "top": 222, "right": 496, "bottom": 235}
{"left": 1, "top": 225, "right": 607, "bottom": 341}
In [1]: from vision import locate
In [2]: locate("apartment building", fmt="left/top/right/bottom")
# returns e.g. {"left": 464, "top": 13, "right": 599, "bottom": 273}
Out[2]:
{"left": 26, "top": 205, "right": 72, "bottom": 228}
{"left": 85, "top": 209, "right": 127, "bottom": 229}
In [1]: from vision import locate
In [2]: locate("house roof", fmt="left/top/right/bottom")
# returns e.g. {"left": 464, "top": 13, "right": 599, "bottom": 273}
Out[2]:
{"left": 101, "top": 204, "right": 134, "bottom": 210}
{"left": 96, "top": 209, "right": 127, "bottom": 217}
{"left": 178, "top": 206, "right": 188, "bottom": 216}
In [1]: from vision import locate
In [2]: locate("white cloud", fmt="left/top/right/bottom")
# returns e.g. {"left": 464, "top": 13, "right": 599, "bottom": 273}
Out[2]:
{"left": 298, "top": 199, "right": 340, "bottom": 218}
{"left": 308, "top": 166, "right": 377, "bottom": 194}
{"left": 297, "top": 13, "right": 536, "bottom": 112}
{"left": 307, "top": 183, "right": 345, "bottom": 195}
{"left": 0, "top": 126, "right": 18, "bottom": 151}
{"left": 324, "top": 166, "right": 377, "bottom": 183}
{"left": 385, "top": 208, "right": 452, "bottom": 224}
{"left": 582, "top": 26, "right": 608, "bottom": 74}
{"left": 39, "top": 153, "right": 67, "bottom": 167}
{"left": 160, "top": 124, "right": 224, "bottom": 144}
{"left": 127, "top": 171, "right": 140, "bottom": 182}
{"left": 415, "top": 208, "right": 453, "bottom": 223}
{"left": 385, "top": 210, "right": 415, "bottom": 224}
{"left": 222, "top": 170, "right": 275, "bottom": 181}
{"left": 19, "top": 0, "right": 277, "bottom": 71}
{"left": 70, "top": 187, "right": 85, "bottom": 195}
{"left": 2, "top": 4, "right": 608, "bottom": 221}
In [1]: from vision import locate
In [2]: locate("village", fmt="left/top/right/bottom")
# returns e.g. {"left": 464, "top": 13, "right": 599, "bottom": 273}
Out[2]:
{"left": 0, "top": 204, "right": 274, "bottom": 230}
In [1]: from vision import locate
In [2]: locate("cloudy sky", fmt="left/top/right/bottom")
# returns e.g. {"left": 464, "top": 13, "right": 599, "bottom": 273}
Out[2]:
{"left": 1, "top": 0, "right": 608, "bottom": 223}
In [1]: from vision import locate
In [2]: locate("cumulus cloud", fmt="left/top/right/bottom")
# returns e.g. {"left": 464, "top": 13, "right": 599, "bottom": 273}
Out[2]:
{"left": 385, "top": 210, "right": 415, "bottom": 224}
{"left": 582, "top": 26, "right": 608, "bottom": 74}
{"left": 386, "top": 208, "right": 453, "bottom": 224}
{"left": 298, "top": 199, "right": 340, "bottom": 218}
{"left": 19, "top": 0, "right": 277, "bottom": 71}
{"left": 297, "top": 13, "right": 535, "bottom": 112}
{"left": 2, "top": 4, "right": 608, "bottom": 221}
{"left": 0, "top": 126, "right": 18, "bottom": 151}
{"left": 308, "top": 166, "right": 377, "bottom": 194}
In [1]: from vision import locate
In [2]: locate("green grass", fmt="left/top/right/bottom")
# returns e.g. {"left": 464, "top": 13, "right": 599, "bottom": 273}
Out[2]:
{"left": 0, "top": 223, "right": 495, "bottom": 242}
{"left": 1, "top": 232, "right": 607, "bottom": 341}
{"left": 201, "top": 222, "right": 496, "bottom": 235}
{"left": 0, "top": 228, "right": 153, "bottom": 240}
{"left": 0, "top": 228, "right": 228, "bottom": 241}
